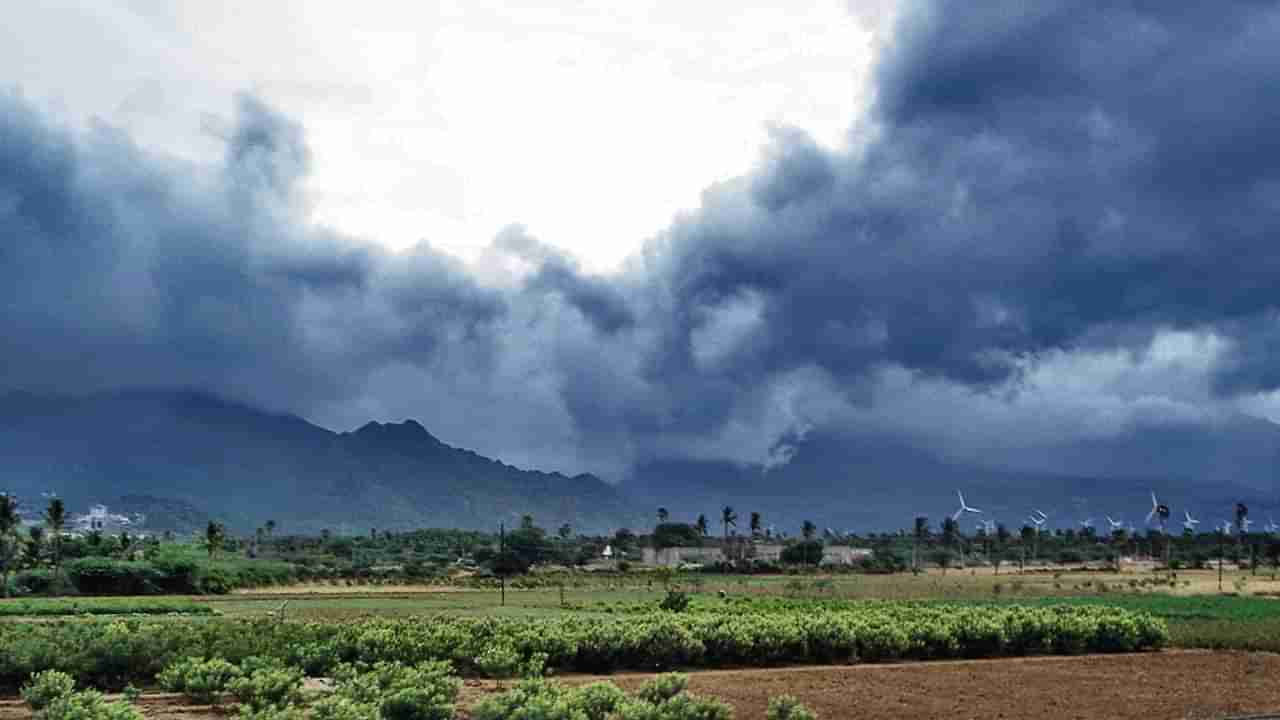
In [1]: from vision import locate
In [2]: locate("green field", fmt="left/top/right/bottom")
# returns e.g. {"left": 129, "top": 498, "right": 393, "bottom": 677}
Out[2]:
{"left": 0, "top": 597, "right": 215, "bottom": 617}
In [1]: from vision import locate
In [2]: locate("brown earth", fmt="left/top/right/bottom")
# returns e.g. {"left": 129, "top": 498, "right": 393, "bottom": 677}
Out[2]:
{"left": 3, "top": 651, "right": 1277, "bottom": 719}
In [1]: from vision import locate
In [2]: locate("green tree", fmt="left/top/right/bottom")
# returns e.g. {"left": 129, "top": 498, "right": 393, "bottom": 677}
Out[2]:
{"left": 750, "top": 512, "right": 763, "bottom": 538}
{"left": 25, "top": 525, "right": 45, "bottom": 567}
{"left": 557, "top": 523, "right": 573, "bottom": 541}
{"left": 44, "top": 498, "right": 66, "bottom": 575}
{"left": 695, "top": 514, "right": 709, "bottom": 537}
{"left": 0, "top": 494, "right": 22, "bottom": 597}
{"left": 657, "top": 507, "right": 669, "bottom": 525}
{"left": 652, "top": 522, "right": 703, "bottom": 550}
{"left": 205, "top": 521, "right": 226, "bottom": 560}
{"left": 264, "top": 519, "right": 276, "bottom": 537}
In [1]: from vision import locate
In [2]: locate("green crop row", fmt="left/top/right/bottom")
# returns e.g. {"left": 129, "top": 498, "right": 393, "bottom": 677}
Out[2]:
{"left": 0, "top": 597, "right": 214, "bottom": 618}
{"left": 0, "top": 603, "right": 1166, "bottom": 691}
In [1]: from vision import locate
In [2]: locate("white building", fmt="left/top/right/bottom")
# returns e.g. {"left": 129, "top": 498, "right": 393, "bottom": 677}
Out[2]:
{"left": 71, "top": 504, "right": 143, "bottom": 534}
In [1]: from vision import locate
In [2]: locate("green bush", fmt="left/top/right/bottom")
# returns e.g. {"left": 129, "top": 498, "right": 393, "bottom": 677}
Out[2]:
{"left": 42, "top": 689, "right": 142, "bottom": 720}
{"left": 477, "top": 644, "right": 521, "bottom": 682}
{"left": 475, "top": 677, "right": 730, "bottom": 720}
{"left": 659, "top": 590, "right": 691, "bottom": 613}
{"left": 323, "top": 661, "right": 459, "bottom": 720}
{"left": 227, "top": 662, "right": 304, "bottom": 711}
{"left": 767, "top": 695, "right": 817, "bottom": 720}
{"left": 22, "top": 669, "right": 77, "bottom": 710}
{"left": 571, "top": 682, "right": 628, "bottom": 720}
{"left": 636, "top": 674, "right": 689, "bottom": 705}
{"left": 310, "top": 696, "right": 379, "bottom": 720}
{"left": 157, "top": 656, "right": 242, "bottom": 705}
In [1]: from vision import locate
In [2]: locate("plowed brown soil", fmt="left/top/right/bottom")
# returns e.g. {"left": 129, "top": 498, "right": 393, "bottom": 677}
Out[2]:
{"left": 4, "top": 651, "right": 1277, "bottom": 720}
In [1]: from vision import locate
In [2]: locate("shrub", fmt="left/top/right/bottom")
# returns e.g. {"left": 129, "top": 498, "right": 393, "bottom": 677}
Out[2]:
{"left": 310, "top": 696, "right": 379, "bottom": 720}
{"left": 767, "top": 695, "right": 817, "bottom": 720}
{"left": 324, "top": 661, "right": 460, "bottom": 720}
{"left": 227, "top": 663, "right": 304, "bottom": 711}
{"left": 636, "top": 673, "right": 689, "bottom": 705}
{"left": 379, "top": 687, "right": 456, "bottom": 720}
{"left": 42, "top": 689, "right": 143, "bottom": 720}
{"left": 571, "top": 682, "right": 628, "bottom": 720}
{"left": 659, "top": 590, "right": 691, "bottom": 613}
{"left": 477, "top": 644, "right": 521, "bottom": 683}
{"left": 22, "top": 670, "right": 77, "bottom": 710}
{"left": 157, "top": 657, "right": 242, "bottom": 705}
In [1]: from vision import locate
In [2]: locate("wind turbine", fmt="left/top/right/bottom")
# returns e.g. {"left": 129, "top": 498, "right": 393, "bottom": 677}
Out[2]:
{"left": 1266, "top": 517, "right": 1279, "bottom": 534}
{"left": 953, "top": 490, "right": 983, "bottom": 521}
{"left": 1079, "top": 518, "right": 1094, "bottom": 531}
{"left": 1183, "top": 511, "right": 1200, "bottom": 533}
{"left": 1219, "top": 520, "right": 1234, "bottom": 535}
{"left": 1106, "top": 516, "right": 1124, "bottom": 532}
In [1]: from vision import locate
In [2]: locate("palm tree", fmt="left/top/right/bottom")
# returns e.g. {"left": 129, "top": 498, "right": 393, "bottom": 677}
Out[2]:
{"left": 720, "top": 506, "right": 737, "bottom": 543}
{"left": 941, "top": 517, "right": 959, "bottom": 574}
{"left": 695, "top": 514, "right": 708, "bottom": 537}
{"left": 801, "top": 520, "right": 817, "bottom": 540}
{"left": 657, "top": 507, "right": 669, "bottom": 525}
{"left": 44, "top": 498, "right": 66, "bottom": 576}
{"left": 913, "top": 516, "right": 929, "bottom": 572}
{"left": 750, "top": 512, "right": 762, "bottom": 539}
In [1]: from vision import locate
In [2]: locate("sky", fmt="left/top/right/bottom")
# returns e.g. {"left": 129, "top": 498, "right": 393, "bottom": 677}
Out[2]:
{"left": 5, "top": 0, "right": 1280, "bottom": 497}
{"left": 1, "top": 0, "right": 889, "bottom": 271}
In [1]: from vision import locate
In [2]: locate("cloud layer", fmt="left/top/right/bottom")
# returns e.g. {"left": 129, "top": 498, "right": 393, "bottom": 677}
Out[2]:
{"left": 5, "top": 0, "right": 1280, "bottom": 483}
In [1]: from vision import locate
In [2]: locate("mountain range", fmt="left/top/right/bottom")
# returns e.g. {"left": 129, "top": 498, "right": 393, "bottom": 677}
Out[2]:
{"left": 0, "top": 388, "right": 1276, "bottom": 535}
{"left": 0, "top": 389, "right": 640, "bottom": 534}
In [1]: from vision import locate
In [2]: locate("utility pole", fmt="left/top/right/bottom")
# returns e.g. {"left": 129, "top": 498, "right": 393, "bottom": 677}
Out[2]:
{"left": 499, "top": 522, "right": 506, "bottom": 607}
{"left": 1218, "top": 529, "right": 1224, "bottom": 592}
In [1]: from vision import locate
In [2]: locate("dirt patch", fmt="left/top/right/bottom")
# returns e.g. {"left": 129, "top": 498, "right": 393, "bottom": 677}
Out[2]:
{"left": 3, "top": 651, "right": 1277, "bottom": 719}
{"left": 466, "top": 651, "right": 1280, "bottom": 720}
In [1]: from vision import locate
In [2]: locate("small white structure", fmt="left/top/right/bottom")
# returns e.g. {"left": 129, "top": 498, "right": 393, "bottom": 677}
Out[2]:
{"left": 71, "top": 504, "right": 142, "bottom": 534}
{"left": 602, "top": 544, "right": 614, "bottom": 559}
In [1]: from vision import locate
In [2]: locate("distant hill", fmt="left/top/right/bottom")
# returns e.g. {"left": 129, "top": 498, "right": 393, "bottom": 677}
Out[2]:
{"left": 0, "top": 389, "right": 640, "bottom": 534}
{"left": 625, "top": 426, "right": 1279, "bottom": 534}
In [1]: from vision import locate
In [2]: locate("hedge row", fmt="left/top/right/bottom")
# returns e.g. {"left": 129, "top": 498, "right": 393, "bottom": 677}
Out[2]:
{"left": 0, "top": 603, "right": 1166, "bottom": 691}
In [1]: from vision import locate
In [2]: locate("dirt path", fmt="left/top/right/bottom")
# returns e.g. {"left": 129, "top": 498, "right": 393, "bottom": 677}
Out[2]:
{"left": 3, "top": 651, "right": 1277, "bottom": 719}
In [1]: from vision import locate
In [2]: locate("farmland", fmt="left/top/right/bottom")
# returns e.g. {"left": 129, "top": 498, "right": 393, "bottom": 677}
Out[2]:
{"left": 1, "top": 568, "right": 1278, "bottom": 718}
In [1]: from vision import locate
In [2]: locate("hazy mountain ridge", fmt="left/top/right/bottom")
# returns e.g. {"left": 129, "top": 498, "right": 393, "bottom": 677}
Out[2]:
{"left": 0, "top": 389, "right": 640, "bottom": 534}
{"left": 1, "top": 389, "right": 1275, "bottom": 536}
{"left": 627, "top": 426, "right": 1279, "bottom": 533}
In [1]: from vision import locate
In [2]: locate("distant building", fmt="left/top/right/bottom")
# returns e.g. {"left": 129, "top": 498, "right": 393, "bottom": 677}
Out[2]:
{"left": 71, "top": 504, "right": 144, "bottom": 534}
{"left": 642, "top": 543, "right": 873, "bottom": 567}
{"left": 821, "top": 545, "right": 873, "bottom": 566}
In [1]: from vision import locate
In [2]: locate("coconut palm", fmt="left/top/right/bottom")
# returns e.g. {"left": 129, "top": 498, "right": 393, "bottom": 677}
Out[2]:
{"left": 721, "top": 506, "right": 737, "bottom": 542}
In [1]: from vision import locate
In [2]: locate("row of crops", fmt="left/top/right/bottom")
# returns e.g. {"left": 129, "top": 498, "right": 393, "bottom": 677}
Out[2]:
{"left": 0, "top": 603, "right": 1166, "bottom": 691}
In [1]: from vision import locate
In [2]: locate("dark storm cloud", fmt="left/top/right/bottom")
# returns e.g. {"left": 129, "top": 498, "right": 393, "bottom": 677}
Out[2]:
{"left": 627, "top": 0, "right": 1280, "bottom": 403}
{"left": 0, "top": 93, "right": 503, "bottom": 412}
{"left": 5, "top": 0, "right": 1280, "bottom": 476}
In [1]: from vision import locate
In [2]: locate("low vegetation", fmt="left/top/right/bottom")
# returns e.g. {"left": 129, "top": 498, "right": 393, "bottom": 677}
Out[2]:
{"left": 0, "top": 602, "right": 1165, "bottom": 692}
{"left": 0, "top": 597, "right": 214, "bottom": 617}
